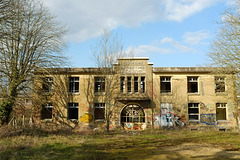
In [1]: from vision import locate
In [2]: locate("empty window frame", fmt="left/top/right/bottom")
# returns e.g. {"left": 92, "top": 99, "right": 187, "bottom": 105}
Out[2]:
{"left": 69, "top": 77, "right": 79, "bottom": 93}
{"left": 127, "top": 77, "right": 132, "bottom": 93}
{"left": 160, "top": 77, "right": 171, "bottom": 93}
{"left": 134, "top": 77, "right": 138, "bottom": 93}
{"left": 41, "top": 103, "right": 53, "bottom": 120}
{"left": 188, "top": 77, "right": 198, "bottom": 93}
{"left": 216, "top": 103, "right": 227, "bottom": 120}
{"left": 42, "top": 77, "right": 53, "bottom": 92}
{"left": 215, "top": 77, "right": 225, "bottom": 92}
{"left": 121, "top": 104, "right": 145, "bottom": 123}
{"left": 140, "top": 76, "right": 145, "bottom": 93}
{"left": 94, "top": 103, "right": 105, "bottom": 120}
{"left": 188, "top": 103, "right": 199, "bottom": 121}
{"left": 68, "top": 103, "right": 79, "bottom": 120}
{"left": 94, "top": 77, "right": 105, "bottom": 93}
{"left": 120, "top": 77, "right": 125, "bottom": 93}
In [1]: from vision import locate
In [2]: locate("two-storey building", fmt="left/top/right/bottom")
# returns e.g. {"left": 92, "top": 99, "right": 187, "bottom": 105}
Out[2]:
{"left": 33, "top": 57, "right": 238, "bottom": 130}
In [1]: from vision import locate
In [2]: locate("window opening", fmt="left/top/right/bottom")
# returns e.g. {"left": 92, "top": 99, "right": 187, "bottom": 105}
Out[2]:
{"left": 188, "top": 103, "right": 199, "bottom": 121}
{"left": 94, "top": 77, "right": 105, "bottom": 93}
{"left": 134, "top": 77, "right": 138, "bottom": 93}
{"left": 121, "top": 104, "right": 145, "bottom": 123}
{"left": 42, "top": 77, "right": 53, "bottom": 92}
{"left": 41, "top": 103, "right": 52, "bottom": 120}
{"left": 216, "top": 103, "right": 227, "bottom": 120}
{"left": 94, "top": 103, "right": 105, "bottom": 120}
{"left": 215, "top": 77, "right": 225, "bottom": 92}
{"left": 68, "top": 103, "right": 79, "bottom": 120}
{"left": 188, "top": 77, "right": 198, "bottom": 93}
{"left": 160, "top": 77, "right": 171, "bottom": 93}
{"left": 69, "top": 77, "right": 79, "bottom": 93}
{"left": 120, "top": 77, "right": 125, "bottom": 93}
{"left": 140, "top": 77, "right": 145, "bottom": 93}
{"left": 127, "top": 77, "right": 131, "bottom": 93}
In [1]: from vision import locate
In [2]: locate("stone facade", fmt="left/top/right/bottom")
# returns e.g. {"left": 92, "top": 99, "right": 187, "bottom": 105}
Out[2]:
{"left": 33, "top": 57, "right": 238, "bottom": 130}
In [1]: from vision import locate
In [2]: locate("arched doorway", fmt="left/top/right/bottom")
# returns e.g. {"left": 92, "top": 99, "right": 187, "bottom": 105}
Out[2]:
{"left": 120, "top": 104, "right": 146, "bottom": 130}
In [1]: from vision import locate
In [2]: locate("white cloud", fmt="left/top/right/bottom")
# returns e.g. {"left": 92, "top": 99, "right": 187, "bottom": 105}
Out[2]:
{"left": 126, "top": 36, "right": 195, "bottom": 56}
{"left": 126, "top": 45, "right": 172, "bottom": 56}
{"left": 128, "top": 30, "right": 212, "bottom": 56}
{"left": 161, "top": 37, "right": 193, "bottom": 53}
{"left": 164, "top": 0, "right": 222, "bottom": 22}
{"left": 183, "top": 30, "right": 211, "bottom": 45}
{"left": 41, "top": 0, "right": 222, "bottom": 42}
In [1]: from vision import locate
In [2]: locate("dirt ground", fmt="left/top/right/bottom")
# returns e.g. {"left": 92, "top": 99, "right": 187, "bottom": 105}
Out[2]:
{"left": 145, "top": 143, "right": 240, "bottom": 160}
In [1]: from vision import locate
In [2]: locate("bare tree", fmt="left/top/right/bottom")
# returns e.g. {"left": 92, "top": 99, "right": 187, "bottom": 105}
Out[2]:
{"left": 91, "top": 30, "right": 132, "bottom": 132}
{"left": 0, "top": 0, "right": 67, "bottom": 123}
{"left": 207, "top": 0, "right": 240, "bottom": 128}
{"left": 32, "top": 70, "right": 76, "bottom": 129}
{"left": 208, "top": 0, "right": 240, "bottom": 78}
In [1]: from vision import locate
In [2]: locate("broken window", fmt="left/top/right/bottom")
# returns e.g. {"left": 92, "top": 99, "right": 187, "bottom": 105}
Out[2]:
{"left": 140, "top": 76, "right": 145, "bottom": 93}
{"left": 42, "top": 77, "right": 53, "bottom": 92}
{"left": 69, "top": 77, "right": 79, "bottom": 93}
{"left": 188, "top": 103, "right": 199, "bottom": 121}
{"left": 68, "top": 103, "right": 78, "bottom": 120}
{"left": 121, "top": 104, "right": 145, "bottom": 123}
{"left": 41, "top": 103, "right": 52, "bottom": 120}
{"left": 94, "top": 77, "right": 105, "bottom": 93}
{"left": 127, "top": 77, "right": 131, "bottom": 93}
{"left": 94, "top": 103, "right": 105, "bottom": 120}
{"left": 160, "top": 77, "right": 171, "bottom": 93}
{"left": 120, "top": 77, "right": 125, "bottom": 93}
{"left": 188, "top": 77, "right": 198, "bottom": 93}
{"left": 216, "top": 103, "right": 227, "bottom": 120}
{"left": 134, "top": 77, "right": 138, "bottom": 93}
{"left": 215, "top": 77, "right": 225, "bottom": 92}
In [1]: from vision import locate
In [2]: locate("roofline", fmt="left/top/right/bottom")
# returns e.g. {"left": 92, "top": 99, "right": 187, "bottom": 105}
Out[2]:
{"left": 34, "top": 68, "right": 109, "bottom": 74}
{"left": 117, "top": 57, "right": 149, "bottom": 60}
{"left": 152, "top": 67, "right": 214, "bottom": 73}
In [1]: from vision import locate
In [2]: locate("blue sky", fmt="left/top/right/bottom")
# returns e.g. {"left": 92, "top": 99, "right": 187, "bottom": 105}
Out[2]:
{"left": 42, "top": 0, "right": 232, "bottom": 68}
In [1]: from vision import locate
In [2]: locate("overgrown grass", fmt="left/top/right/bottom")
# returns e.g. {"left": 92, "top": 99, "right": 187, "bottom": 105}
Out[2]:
{"left": 0, "top": 128, "right": 240, "bottom": 160}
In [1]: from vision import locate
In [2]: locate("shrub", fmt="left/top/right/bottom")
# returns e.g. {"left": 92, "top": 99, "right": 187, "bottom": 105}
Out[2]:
{"left": 0, "top": 101, "right": 12, "bottom": 124}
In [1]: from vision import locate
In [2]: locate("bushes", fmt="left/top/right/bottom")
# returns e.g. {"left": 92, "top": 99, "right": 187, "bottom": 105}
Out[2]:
{"left": 0, "top": 101, "right": 12, "bottom": 124}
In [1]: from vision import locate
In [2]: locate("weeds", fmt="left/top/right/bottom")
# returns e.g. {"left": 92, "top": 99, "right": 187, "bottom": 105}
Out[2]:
{"left": 0, "top": 128, "right": 240, "bottom": 159}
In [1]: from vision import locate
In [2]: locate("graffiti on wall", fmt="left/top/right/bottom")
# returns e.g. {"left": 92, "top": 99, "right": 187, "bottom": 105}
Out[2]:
{"left": 80, "top": 113, "right": 93, "bottom": 123}
{"left": 124, "top": 123, "right": 146, "bottom": 130}
{"left": 200, "top": 114, "right": 216, "bottom": 125}
{"left": 125, "top": 123, "right": 132, "bottom": 129}
{"left": 153, "top": 112, "right": 185, "bottom": 127}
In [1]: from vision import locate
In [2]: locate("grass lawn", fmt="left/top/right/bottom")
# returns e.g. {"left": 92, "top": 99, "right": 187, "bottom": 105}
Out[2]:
{"left": 1, "top": 128, "right": 240, "bottom": 160}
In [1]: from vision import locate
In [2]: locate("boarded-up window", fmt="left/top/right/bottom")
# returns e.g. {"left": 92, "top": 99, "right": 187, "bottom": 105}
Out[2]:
{"left": 188, "top": 103, "right": 199, "bottom": 121}
{"left": 160, "top": 77, "right": 171, "bottom": 93}
{"left": 41, "top": 103, "right": 52, "bottom": 120}
{"left": 94, "top": 103, "right": 105, "bottom": 120}
{"left": 188, "top": 77, "right": 198, "bottom": 93}
{"left": 68, "top": 103, "right": 78, "bottom": 120}
{"left": 216, "top": 103, "right": 227, "bottom": 120}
